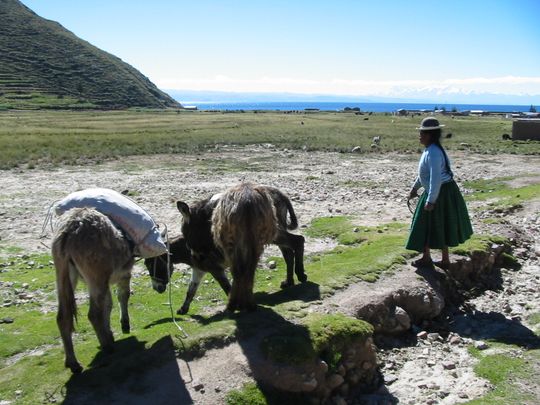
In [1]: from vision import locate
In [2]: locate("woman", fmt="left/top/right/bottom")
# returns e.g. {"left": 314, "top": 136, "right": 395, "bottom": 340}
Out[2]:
{"left": 406, "top": 117, "right": 473, "bottom": 268}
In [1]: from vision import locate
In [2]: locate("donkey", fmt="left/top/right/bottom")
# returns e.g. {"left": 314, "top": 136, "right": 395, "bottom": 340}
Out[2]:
{"left": 52, "top": 207, "right": 134, "bottom": 373}
{"left": 178, "top": 183, "right": 306, "bottom": 312}
{"left": 144, "top": 234, "right": 232, "bottom": 314}
{"left": 146, "top": 185, "right": 306, "bottom": 313}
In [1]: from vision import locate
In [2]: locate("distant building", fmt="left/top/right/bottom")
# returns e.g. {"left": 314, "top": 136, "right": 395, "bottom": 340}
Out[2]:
{"left": 183, "top": 105, "right": 198, "bottom": 111}
{"left": 512, "top": 119, "right": 540, "bottom": 140}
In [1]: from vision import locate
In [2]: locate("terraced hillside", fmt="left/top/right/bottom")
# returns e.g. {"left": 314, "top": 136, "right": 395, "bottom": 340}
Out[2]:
{"left": 0, "top": 0, "right": 180, "bottom": 109}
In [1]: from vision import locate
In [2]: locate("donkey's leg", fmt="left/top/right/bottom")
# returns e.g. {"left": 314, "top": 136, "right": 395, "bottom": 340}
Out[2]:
{"left": 291, "top": 234, "right": 307, "bottom": 283}
{"left": 178, "top": 268, "right": 205, "bottom": 314}
{"left": 116, "top": 274, "right": 131, "bottom": 333}
{"left": 278, "top": 245, "right": 295, "bottom": 289}
{"left": 227, "top": 253, "right": 258, "bottom": 312}
{"left": 88, "top": 282, "right": 114, "bottom": 353}
{"left": 55, "top": 260, "right": 82, "bottom": 373}
{"left": 210, "top": 266, "right": 231, "bottom": 296}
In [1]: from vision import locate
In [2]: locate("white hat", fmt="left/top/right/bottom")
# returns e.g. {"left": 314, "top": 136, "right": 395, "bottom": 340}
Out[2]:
{"left": 416, "top": 117, "right": 445, "bottom": 131}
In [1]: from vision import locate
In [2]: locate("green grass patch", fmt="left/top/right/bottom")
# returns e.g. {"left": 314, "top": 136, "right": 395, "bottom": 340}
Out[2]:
{"left": 261, "top": 313, "right": 372, "bottom": 367}
{"left": 464, "top": 177, "right": 540, "bottom": 211}
{"left": 226, "top": 382, "right": 268, "bottom": 405}
{"left": 465, "top": 351, "right": 535, "bottom": 404}
{"left": 450, "top": 234, "right": 509, "bottom": 256}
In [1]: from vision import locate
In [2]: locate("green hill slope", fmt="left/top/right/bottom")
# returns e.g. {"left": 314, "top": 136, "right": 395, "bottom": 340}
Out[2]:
{"left": 0, "top": 0, "right": 180, "bottom": 109}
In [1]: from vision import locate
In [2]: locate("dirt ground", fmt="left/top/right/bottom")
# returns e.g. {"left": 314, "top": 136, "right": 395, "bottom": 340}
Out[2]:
{"left": 1, "top": 147, "right": 539, "bottom": 404}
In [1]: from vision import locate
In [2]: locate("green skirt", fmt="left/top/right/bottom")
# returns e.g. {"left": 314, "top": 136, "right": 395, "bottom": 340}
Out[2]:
{"left": 406, "top": 180, "right": 473, "bottom": 252}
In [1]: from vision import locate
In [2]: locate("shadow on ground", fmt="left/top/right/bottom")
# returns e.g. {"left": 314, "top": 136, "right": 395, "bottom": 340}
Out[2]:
{"left": 63, "top": 335, "right": 192, "bottom": 404}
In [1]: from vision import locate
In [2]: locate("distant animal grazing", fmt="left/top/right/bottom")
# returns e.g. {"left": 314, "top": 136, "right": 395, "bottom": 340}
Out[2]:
{"left": 445, "top": 132, "right": 453, "bottom": 139}
{"left": 502, "top": 133, "right": 511, "bottom": 140}
{"left": 52, "top": 208, "right": 135, "bottom": 373}
{"left": 363, "top": 117, "right": 369, "bottom": 121}
{"left": 174, "top": 183, "right": 306, "bottom": 312}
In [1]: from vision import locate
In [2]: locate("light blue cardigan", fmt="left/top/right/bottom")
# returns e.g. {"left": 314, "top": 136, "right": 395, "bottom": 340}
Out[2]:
{"left": 412, "top": 144, "right": 453, "bottom": 204}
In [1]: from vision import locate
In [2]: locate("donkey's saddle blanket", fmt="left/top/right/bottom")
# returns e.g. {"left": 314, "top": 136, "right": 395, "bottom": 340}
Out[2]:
{"left": 55, "top": 188, "right": 167, "bottom": 258}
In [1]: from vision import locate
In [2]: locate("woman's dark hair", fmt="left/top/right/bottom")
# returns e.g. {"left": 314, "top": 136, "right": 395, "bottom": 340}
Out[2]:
{"left": 422, "top": 129, "right": 453, "bottom": 178}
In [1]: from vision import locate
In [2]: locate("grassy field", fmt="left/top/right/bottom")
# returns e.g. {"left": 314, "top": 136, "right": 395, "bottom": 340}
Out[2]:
{"left": 0, "top": 218, "right": 412, "bottom": 404}
{"left": 0, "top": 110, "right": 538, "bottom": 169}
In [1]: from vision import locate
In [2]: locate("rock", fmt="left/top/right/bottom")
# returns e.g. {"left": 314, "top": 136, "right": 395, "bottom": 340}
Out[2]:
{"left": 385, "top": 374, "right": 398, "bottom": 385}
{"left": 337, "top": 365, "right": 346, "bottom": 376}
{"left": 0, "top": 318, "right": 14, "bottom": 324}
{"left": 192, "top": 380, "right": 204, "bottom": 391}
{"left": 417, "top": 331, "right": 428, "bottom": 339}
{"left": 442, "top": 361, "right": 456, "bottom": 370}
{"left": 351, "top": 146, "right": 362, "bottom": 153}
{"left": 326, "top": 374, "right": 344, "bottom": 390}
{"left": 449, "top": 335, "right": 462, "bottom": 345}
{"left": 394, "top": 306, "right": 411, "bottom": 330}
{"left": 474, "top": 341, "right": 489, "bottom": 350}
{"left": 427, "top": 332, "right": 441, "bottom": 342}
{"left": 332, "top": 395, "right": 347, "bottom": 405}
{"left": 301, "top": 378, "right": 318, "bottom": 391}
{"left": 268, "top": 260, "right": 277, "bottom": 269}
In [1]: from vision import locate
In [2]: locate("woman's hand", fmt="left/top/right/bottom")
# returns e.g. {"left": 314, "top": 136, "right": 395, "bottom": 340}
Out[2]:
{"left": 408, "top": 189, "right": 418, "bottom": 200}
{"left": 424, "top": 202, "right": 435, "bottom": 211}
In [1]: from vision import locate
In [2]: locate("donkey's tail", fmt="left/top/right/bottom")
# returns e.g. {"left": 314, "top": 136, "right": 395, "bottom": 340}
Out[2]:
{"left": 52, "top": 231, "right": 77, "bottom": 332}
{"left": 282, "top": 193, "right": 298, "bottom": 230}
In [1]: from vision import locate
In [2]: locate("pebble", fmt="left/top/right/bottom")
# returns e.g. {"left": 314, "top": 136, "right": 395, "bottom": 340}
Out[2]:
{"left": 442, "top": 361, "right": 456, "bottom": 370}
{"left": 416, "top": 331, "right": 428, "bottom": 339}
{"left": 192, "top": 380, "right": 204, "bottom": 391}
{"left": 474, "top": 341, "right": 489, "bottom": 350}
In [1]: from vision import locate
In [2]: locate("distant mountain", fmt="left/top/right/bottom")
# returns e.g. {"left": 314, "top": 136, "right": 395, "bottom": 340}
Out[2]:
{"left": 167, "top": 89, "right": 539, "bottom": 106}
{"left": 0, "top": 0, "right": 180, "bottom": 109}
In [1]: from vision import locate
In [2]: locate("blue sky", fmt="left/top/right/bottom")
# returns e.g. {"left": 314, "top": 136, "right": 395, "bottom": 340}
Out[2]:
{"left": 22, "top": 0, "right": 540, "bottom": 102}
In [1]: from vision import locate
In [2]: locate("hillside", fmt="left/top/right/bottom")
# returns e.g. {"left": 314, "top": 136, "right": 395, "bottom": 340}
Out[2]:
{"left": 0, "top": 0, "right": 180, "bottom": 109}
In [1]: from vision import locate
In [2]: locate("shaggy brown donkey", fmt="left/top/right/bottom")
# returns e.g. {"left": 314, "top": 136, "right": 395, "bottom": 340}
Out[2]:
{"left": 52, "top": 208, "right": 134, "bottom": 373}
{"left": 175, "top": 183, "right": 306, "bottom": 312}
{"left": 145, "top": 186, "right": 306, "bottom": 314}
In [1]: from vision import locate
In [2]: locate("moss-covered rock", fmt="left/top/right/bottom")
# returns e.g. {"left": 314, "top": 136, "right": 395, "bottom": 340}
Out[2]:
{"left": 256, "top": 313, "right": 377, "bottom": 400}
{"left": 261, "top": 313, "right": 373, "bottom": 366}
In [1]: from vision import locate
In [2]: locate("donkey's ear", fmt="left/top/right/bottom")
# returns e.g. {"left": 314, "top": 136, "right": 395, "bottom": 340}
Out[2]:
{"left": 176, "top": 201, "right": 190, "bottom": 223}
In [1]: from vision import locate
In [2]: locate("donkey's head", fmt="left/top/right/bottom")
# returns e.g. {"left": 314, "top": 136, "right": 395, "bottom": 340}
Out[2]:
{"left": 176, "top": 197, "right": 223, "bottom": 268}
{"left": 144, "top": 228, "right": 172, "bottom": 293}
{"left": 144, "top": 254, "right": 173, "bottom": 293}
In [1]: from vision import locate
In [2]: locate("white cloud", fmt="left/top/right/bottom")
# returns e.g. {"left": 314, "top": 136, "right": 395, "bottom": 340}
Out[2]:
{"left": 156, "top": 75, "right": 540, "bottom": 98}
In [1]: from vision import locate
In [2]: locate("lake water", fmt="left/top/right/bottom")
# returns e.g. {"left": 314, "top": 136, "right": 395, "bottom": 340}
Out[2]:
{"left": 185, "top": 101, "right": 533, "bottom": 113}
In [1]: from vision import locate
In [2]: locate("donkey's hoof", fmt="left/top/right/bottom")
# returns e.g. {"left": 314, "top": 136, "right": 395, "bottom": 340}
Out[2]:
{"left": 280, "top": 280, "right": 294, "bottom": 289}
{"left": 121, "top": 321, "right": 130, "bottom": 334}
{"left": 298, "top": 274, "right": 308, "bottom": 283}
{"left": 67, "top": 361, "right": 83, "bottom": 374}
{"left": 177, "top": 307, "right": 188, "bottom": 315}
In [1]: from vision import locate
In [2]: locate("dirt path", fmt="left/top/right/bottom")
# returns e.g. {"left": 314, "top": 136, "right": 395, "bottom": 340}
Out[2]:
{"left": 1, "top": 148, "right": 539, "bottom": 404}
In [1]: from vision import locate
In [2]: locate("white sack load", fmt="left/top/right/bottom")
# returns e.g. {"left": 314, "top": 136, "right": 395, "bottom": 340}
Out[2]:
{"left": 55, "top": 188, "right": 167, "bottom": 258}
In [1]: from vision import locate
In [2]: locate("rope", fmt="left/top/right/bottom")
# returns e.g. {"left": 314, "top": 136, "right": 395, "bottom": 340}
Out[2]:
{"left": 40, "top": 200, "right": 59, "bottom": 239}
{"left": 160, "top": 223, "right": 189, "bottom": 339}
